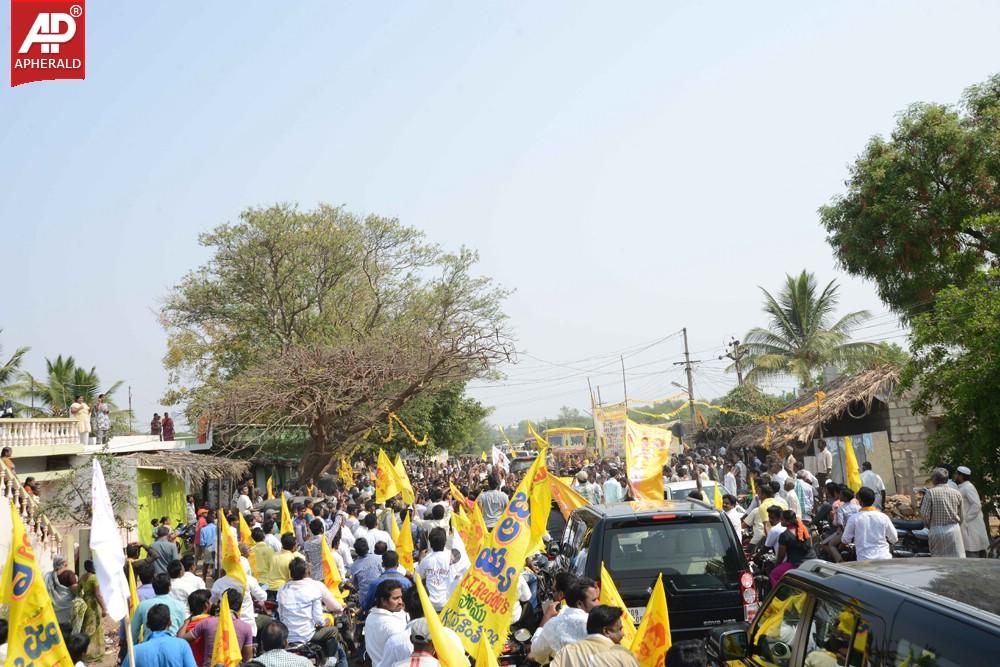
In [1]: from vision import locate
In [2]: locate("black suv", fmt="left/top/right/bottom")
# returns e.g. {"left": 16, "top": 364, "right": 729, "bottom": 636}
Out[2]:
{"left": 559, "top": 500, "right": 756, "bottom": 640}
{"left": 708, "top": 558, "right": 1000, "bottom": 666}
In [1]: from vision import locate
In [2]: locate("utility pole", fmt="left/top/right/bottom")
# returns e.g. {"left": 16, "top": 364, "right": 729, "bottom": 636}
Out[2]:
{"left": 674, "top": 328, "right": 699, "bottom": 435}
{"left": 721, "top": 337, "right": 747, "bottom": 386}
{"left": 620, "top": 355, "right": 628, "bottom": 415}
{"left": 128, "top": 385, "right": 134, "bottom": 433}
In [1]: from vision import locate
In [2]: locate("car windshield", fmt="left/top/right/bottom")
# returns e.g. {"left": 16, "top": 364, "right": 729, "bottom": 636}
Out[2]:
{"left": 605, "top": 521, "right": 741, "bottom": 592}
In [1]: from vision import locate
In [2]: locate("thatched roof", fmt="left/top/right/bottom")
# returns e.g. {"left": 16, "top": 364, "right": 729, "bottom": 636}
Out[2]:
{"left": 730, "top": 365, "right": 900, "bottom": 451}
{"left": 127, "top": 451, "right": 251, "bottom": 488}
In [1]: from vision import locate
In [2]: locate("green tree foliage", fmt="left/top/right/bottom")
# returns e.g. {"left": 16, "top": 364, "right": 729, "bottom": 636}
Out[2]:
{"left": 739, "top": 271, "right": 876, "bottom": 387}
{"left": 39, "top": 449, "right": 133, "bottom": 526}
{"left": 901, "top": 271, "right": 1000, "bottom": 514}
{"left": 0, "top": 331, "right": 29, "bottom": 413}
{"left": 163, "top": 204, "right": 512, "bottom": 478}
{"left": 820, "top": 74, "right": 1000, "bottom": 316}
{"left": 714, "top": 384, "right": 786, "bottom": 429}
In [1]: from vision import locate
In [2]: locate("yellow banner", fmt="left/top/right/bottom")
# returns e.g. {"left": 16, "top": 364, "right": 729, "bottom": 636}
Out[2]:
{"left": 548, "top": 472, "right": 588, "bottom": 519}
{"left": 452, "top": 505, "right": 487, "bottom": 564}
{"left": 280, "top": 493, "right": 294, "bottom": 537}
{"left": 338, "top": 458, "right": 355, "bottom": 487}
{"left": 211, "top": 590, "right": 244, "bottom": 667}
{"left": 376, "top": 449, "right": 401, "bottom": 503}
{"left": 2, "top": 502, "right": 74, "bottom": 667}
{"left": 220, "top": 514, "right": 247, "bottom": 590}
{"left": 394, "top": 454, "right": 416, "bottom": 505}
{"left": 321, "top": 536, "right": 347, "bottom": 603}
{"left": 441, "top": 447, "right": 549, "bottom": 655}
{"left": 600, "top": 563, "right": 636, "bottom": 648}
{"left": 631, "top": 573, "right": 671, "bottom": 666}
{"left": 844, "top": 435, "right": 862, "bottom": 492}
{"left": 624, "top": 419, "right": 671, "bottom": 501}
{"left": 266, "top": 475, "right": 274, "bottom": 499}
{"left": 398, "top": 513, "right": 415, "bottom": 573}
{"left": 449, "top": 482, "right": 472, "bottom": 509}
{"left": 238, "top": 512, "right": 256, "bottom": 574}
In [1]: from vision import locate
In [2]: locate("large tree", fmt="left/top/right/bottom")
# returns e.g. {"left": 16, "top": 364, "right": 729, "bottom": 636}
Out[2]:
{"left": 901, "top": 270, "right": 1000, "bottom": 516}
{"left": 738, "top": 270, "right": 876, "bottom": 387}
{"left": 162, "top": 204, "right": 512, "bottom": 479}
{"left": 0, "top": 331, "right": 29, "bottom": 413}
{"left": 819, "top": 74, "right": 1000, "bottom": 316}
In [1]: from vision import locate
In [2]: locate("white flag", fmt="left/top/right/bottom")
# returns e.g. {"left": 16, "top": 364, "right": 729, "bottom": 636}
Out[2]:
{"left": 491, "top": 445, "right": 510, "bottom": 472}
{"left": 90, "top": 459, "right": 129, "bottom": 621}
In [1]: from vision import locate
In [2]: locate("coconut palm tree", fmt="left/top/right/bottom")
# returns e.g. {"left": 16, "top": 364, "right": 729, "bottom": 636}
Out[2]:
{"left": 737, "top": 270, "right": 877, "bottom": 388}
{"left": 22, "top": 355, "right": 123, "bottom": 417}
{"left": 0, "top": 331, "right": 30, "bottom": 415}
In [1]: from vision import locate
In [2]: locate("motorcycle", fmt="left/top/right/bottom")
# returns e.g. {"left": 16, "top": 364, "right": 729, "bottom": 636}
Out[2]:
{"left": 891, "top": 518, "right": 930, "bottom": 556}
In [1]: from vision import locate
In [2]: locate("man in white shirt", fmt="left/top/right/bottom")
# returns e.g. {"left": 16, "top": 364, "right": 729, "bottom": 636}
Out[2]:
{"left": 572, "top": 471, "right": 603, "bottom": 505}
{"left": 528, "top": 577, "right": 599, "bottom": 664}
{"left": 842, "top": 487, "right": 897, "bottom": 561}
{"left": 722, "top": 494, "right": 745, "bottom": 536}
{"left": 376, "top": 587, "right": 465, "bottom": 667}
{"left": 363, "top": 579, "right": 408, "bottom": 667}
{"left": 816, "top": 441, "right": 833, "bottom": 488}
{"left": 955, "top": 466, "right": 990, "bottom": 558}
{"left": 357, "top": 512, "right": 395, "bottom": 552}
{"left": 859, "top": 462, "right": 886, "bottom": 509}
{"left": 414, "top": 528, "right": 456, "bottom": 611}
{"left": 723, "top": 464, "right": 738, "bottom": 497}
{"left": 783, "top": 479, "right": 801, "bottom": 518}
{"left": 167, "top": 556, "right": 205, "bottom": 608}
{"left": 602, "top": 470, "right": 624, "bottom": 504}
{"left": 236, "top": 487, "right": 253, "bottom": 515}
{"left": 211, "top": 561, "right": 267, "bottom": 636}
{"left": 277, "top": 558, "right": 344, "bottom": 660}
{"left": 763, "top": 505, "right": 787, "bottom": 555}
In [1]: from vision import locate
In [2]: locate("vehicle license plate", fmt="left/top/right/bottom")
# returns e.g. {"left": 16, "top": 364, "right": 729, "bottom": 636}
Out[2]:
{"left": 628, "top": 606, "right": 645, "bottom": 624}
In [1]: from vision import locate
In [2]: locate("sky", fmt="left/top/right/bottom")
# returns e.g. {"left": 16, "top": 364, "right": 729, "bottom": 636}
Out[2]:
{"left": 1, "top": 1, "right": 998, "bottom": 431}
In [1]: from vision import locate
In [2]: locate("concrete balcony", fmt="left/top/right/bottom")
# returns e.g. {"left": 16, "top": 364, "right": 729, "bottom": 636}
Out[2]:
{"left": 0, "top": 418, "right": 83, "bottom": 455}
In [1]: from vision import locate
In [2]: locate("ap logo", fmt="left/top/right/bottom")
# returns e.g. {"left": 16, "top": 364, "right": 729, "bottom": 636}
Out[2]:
{"left": 19, "top": 11, "right": 77, "bottom": 54}
{"left": 10, "top": 0, "right": 86, "bottom": 87}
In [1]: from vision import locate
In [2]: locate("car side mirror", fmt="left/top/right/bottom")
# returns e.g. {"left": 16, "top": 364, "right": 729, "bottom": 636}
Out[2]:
{"left": 707, "top": 626, "right": 749, "bottom": 661}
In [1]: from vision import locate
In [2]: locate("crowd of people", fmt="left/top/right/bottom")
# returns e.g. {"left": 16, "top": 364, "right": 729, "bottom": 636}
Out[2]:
{"left": 21, "top": 440, "right": 992, "bottom": 667}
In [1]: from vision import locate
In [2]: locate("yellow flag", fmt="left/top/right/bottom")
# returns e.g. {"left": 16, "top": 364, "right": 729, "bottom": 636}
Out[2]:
{"left": 449, "top": 482, "right": 471, "bottom": 509}
{"left": 843, "top": 436, "right": 862, "bottom": 492}
{"left": 548, "top": 473, "right": 588, "bottom": 520}
{"left": 528, "top": 449, "right": 552, "bottom": 554}
{"left": 451, "top": 508, "right": 478, "bottom": 563}
{"left": 388, "top": 509, "right": 401, "bottom": 545}
{"left": 3, "top": 501, "right": 74, "bottom": 667}
{"left": 266, "top": 475, "right": 274, "bottom": 499}
{"left": 398, "top": 512, "right": 415, "bottom": 573}
{"left": 376, "top": 449, "right": 401, "bottom": 503}
{"left": 631, "top": 574, "right": 671, "bottom": 667}
{"left": 394, "top": 454, "right": 416, "bottom": 505}
{"left": 474, "top": 634, "right": 498, "bottom": 667}
{"left": 714, "top": 482, "right": 724, "bottom": 510}
{"left": 600, "top": 563, "right": 637, "bottom": 648}
{"left": 415, "top": 574, "right": 470, "bottom": 667}
{"left": 220, "top": 514, "right": 247, "bottom": 589}
{"left": 320, "top": 536, "right": 347, "bottom": 603}
{"left": 480, "top": 451, "right": 487, "bottom": 462}
{"left": 280, "top": 492, "right": 294, "bottom": 537}
{"left": 238, "top": 512, "right": 256, "bottom": 573}
{"left": 750, "top": 474, "right": 756, "bottom": 497}
{"left": 210, "top": 590, "right": 244, "bottom": 667}
{"left": 338, "top": 458, "right": 355, "bottom": 487}
{"left": 441, "top": 447, "right": 549, "bottom": 656}
{"left": 127, "top": 560, "right": 139, "bottom": 614}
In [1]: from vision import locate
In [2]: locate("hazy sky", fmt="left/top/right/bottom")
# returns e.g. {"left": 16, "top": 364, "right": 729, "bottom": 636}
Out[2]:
{"left": 2, "top": 2, "right": 998, "bottom": 431}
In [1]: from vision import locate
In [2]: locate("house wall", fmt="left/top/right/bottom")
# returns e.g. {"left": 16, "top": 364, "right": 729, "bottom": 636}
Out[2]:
{"left": 136, "top": 468, "right": 187, "bottom": 545}
{"left": 886, "top": 393, "right": 939, "bottom": 497}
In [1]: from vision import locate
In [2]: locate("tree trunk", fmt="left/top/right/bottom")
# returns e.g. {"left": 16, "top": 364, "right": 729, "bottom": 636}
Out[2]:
{"left": 299, "top": 420, "right": 332, "bottom": 482}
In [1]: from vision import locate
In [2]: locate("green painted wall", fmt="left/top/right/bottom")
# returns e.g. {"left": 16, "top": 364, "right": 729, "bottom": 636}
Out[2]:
{"left": 136, "top": 468, "right": 187, "bottom": 545}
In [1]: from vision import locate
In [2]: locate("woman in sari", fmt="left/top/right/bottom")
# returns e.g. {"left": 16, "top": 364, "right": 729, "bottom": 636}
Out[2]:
{"left": 79, "top": 560, "right": 107, "bottom": 661}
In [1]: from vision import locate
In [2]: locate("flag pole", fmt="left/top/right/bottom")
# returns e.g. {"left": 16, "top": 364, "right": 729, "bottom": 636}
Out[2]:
{"left": 125, "top": 614, "right": 137, "bottom": 667}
